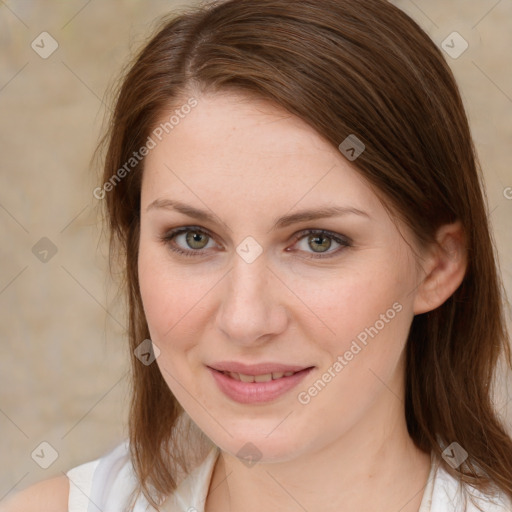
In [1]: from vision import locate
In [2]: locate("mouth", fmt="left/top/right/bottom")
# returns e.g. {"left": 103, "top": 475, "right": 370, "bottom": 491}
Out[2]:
{"left": 207, "top": 361, "right": 313, "bottom": 379}
{"left": 215, "top": 369, "right": 305, "bottom": 382}
{"left": 206, "top": 362, "right": 315, "bottom": 404}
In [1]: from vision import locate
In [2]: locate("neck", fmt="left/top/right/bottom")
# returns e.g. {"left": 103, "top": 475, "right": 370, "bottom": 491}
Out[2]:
{"left": 205, "top": 387, "right": 431, "bottom": 512}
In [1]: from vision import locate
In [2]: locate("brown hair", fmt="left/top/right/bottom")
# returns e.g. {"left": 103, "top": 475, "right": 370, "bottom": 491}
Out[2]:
{"left": 97, "top": 0, "right": 512, "bottom": 509}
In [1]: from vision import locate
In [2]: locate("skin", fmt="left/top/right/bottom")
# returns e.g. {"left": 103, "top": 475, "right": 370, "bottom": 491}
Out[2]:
{"left": 2, "top": 90, "right": 466, "bottom": 512}
{"left": 0, "top": 476, "right": 68, "bottom": 512}
{"left": 138, "top": 91, "right": 467, "bottom": 512}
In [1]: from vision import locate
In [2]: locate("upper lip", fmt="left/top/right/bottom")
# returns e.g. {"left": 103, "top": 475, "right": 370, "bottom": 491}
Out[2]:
{"left": 208, "top": 361, "right": 313, "bottom": 376}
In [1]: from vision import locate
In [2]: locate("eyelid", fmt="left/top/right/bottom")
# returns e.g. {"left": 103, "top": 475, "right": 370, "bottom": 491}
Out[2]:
{"left": 290, "top": 229, "right": 352, "bottom": 246}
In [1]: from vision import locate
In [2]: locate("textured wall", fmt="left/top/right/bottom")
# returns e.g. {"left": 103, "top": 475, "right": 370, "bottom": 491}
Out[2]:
{"left": 0, "top": 0, "right": 511, "bottom": 497}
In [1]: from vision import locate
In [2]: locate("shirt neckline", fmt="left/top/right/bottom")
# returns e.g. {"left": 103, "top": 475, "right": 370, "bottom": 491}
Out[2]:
{"left": 162, "top": 446, "right": 439, "bottom": 512}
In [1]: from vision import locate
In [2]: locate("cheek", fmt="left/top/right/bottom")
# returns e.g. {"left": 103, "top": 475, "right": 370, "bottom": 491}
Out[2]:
{"left": 292, "top": 263, "right": 413, "bottom": 402}
{"left": 138, "top": 240, "right": 203, "bottom": 349}
{"left": 291, "top": 264, "right": 409, "bottom": 351}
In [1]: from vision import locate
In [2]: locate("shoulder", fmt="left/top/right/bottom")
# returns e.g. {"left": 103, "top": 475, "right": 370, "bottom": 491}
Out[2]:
{"left": 0, "top": 475, "right": 69, "bottom": 512}
{"left": 1, "top": 441, "right": 133, "bottom": 512}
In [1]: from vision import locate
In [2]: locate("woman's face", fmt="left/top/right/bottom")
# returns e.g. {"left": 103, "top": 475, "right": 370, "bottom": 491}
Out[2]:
{"left": 138, "top": 91, "right": 425, "bottom": 462}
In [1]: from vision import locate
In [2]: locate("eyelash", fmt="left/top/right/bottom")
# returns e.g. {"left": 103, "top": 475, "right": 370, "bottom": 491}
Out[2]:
{"left": 159, "top": 226, "right": 352, "bottom": 260}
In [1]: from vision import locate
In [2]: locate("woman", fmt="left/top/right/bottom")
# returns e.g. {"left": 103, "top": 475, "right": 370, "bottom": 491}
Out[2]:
{"left": 5, "top": 0, "right": 512, "bottom": 510}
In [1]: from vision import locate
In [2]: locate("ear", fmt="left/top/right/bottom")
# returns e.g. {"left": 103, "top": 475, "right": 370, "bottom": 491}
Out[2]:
{"left": 413, "top": 221, "right": 467, "bottom": 315}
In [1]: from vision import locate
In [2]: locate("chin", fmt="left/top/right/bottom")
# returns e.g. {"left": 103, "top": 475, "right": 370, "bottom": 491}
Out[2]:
{"left": 209, "top": 423, "right": 311, "bottom": 464}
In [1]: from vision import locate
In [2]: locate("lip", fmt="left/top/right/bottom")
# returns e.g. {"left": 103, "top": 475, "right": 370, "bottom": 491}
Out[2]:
{"left": 207, "top": 362, "right": 314, "bottom": 404}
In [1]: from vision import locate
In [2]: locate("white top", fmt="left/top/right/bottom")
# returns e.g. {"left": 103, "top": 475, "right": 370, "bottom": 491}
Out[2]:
{"left": 66, "top": 441, "right": 511, "bottom": 512}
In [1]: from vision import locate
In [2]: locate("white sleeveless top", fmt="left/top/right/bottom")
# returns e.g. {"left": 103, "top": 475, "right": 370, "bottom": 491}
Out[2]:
{"left": 66, "top": 441, "right": 511, "bottom": 512}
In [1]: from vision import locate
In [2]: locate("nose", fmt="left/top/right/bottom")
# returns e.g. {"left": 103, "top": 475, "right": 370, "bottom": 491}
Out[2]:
{"left": 215, "top": 253, "right": 288, "bottom": 346}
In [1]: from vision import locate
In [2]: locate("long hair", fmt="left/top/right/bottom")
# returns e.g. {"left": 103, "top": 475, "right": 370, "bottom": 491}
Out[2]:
{"left": 97, "top": 0, "right": 512, "bottom": 508}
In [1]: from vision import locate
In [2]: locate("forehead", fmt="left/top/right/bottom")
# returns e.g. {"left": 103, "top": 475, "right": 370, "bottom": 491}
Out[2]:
{"left": 140, "top": 91, "right": 381, "bottom": 218}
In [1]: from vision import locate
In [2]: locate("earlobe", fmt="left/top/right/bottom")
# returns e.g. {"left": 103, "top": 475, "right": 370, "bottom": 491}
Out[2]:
{"left": 413, "top": 221, "right": 467, "bottom": 315}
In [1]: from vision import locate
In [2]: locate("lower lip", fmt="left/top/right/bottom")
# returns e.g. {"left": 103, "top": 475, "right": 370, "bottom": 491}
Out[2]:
{"left": 208, "top": 367, "right": 314, "bottom": 404}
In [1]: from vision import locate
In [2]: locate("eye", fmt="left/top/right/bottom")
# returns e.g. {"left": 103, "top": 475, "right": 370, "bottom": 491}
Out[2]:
{"left": 289, "top": 229, "right": 352, "bottom": 259}
{"left": 159, "top": 226, "right": 217, "bottom": 257}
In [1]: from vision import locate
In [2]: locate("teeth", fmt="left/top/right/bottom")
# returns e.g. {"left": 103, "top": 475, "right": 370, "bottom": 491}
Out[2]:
{"left": 254, "top": 373, "right": 273, "bottom": 382}
{"left": 222, "top": 370, "right": 296, "bottom": 381}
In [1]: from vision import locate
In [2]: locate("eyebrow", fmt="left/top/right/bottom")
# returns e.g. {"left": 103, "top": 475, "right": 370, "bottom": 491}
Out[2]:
{"left": 146, "top": 198, "right": 370, "bottom": 231}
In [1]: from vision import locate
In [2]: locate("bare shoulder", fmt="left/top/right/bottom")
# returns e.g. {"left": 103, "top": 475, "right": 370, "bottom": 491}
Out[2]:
{"left": 0, "top": 475, "right": 69, "bottom": 512}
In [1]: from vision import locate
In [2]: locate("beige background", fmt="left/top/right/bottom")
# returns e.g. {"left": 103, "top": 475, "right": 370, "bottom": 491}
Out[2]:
{"left": 0, "top": 0, "right": 511, "bottom": 498}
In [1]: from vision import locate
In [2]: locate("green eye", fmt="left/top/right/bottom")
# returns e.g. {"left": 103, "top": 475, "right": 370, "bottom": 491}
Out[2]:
{"left": 160, "top": 226, "right": 215, "bottom": 257}
{"left": 291, "top": 229, "right": 351, "bottom": 259}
